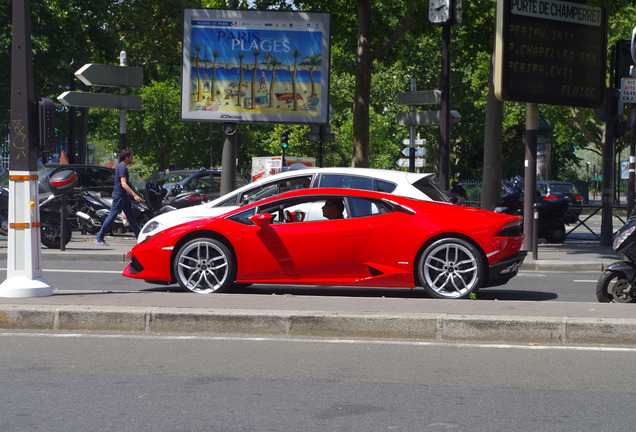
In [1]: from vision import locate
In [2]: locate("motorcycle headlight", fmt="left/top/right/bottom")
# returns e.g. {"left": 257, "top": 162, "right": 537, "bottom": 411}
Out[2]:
{"left": 613, "top": 226, "right": 636, "bottom": 250}
{"left": 141, "top": 220, "right": 161, "bottom": 234}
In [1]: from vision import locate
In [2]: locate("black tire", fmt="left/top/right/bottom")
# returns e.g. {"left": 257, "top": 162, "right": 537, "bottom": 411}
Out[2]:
{"left": 542, "top": 221, "right": 566, "bottom": 244}
{"left": 417, "top": 237, "right": 485, "bottom": 299}
{"left": 81, "top": 217, "right": 101, "bottom": 234}
{"left": 136, "top": 213, "right": 151, "bottom": 231}
{"left": 0, "top": 216, "right": 8, "bottom": 236}
{"left": 173, "top": 238, "right": 236, "bottom": 293}
{"left": 40, "top": 214, "right": 72, "bottom": 249}
{"left": 596, "top": 270, "right": 635, "bottom": 303}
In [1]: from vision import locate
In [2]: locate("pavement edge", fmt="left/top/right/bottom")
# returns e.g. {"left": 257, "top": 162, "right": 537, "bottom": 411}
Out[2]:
{"left": 2, "top": 304, "right": 636, "bottom": 346}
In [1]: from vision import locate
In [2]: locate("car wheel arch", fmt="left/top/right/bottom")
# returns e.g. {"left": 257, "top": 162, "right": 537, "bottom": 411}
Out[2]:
{"left": 169, "top": 230, "right": 237, "bottom": 283}
{"left": 413, "top": 233, "right": 488, "bottom": 287}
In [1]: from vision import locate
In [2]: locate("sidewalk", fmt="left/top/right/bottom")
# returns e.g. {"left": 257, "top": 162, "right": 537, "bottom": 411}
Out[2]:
{"left": 2, "top": 232, "right": 635, "bottom": 346}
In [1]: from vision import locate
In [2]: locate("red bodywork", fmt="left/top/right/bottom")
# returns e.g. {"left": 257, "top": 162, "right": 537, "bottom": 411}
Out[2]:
{"left": 123, "top": 188, "right": 524, "bottom": 289}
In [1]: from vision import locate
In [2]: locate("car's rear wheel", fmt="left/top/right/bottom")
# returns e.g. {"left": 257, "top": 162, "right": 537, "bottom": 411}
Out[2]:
{"left": 417, "top": 238, "right": 485, "bottom": 299}
{"left": 173, "top": 238, "right": 235, "bottom": 293}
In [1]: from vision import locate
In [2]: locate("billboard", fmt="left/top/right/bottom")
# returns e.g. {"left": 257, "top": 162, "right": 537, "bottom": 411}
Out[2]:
{"left": 181, "top": 8, "right": 331, "bottom": 124}
{"left": 494, "top": 0, "right": 606, "bottom": 107}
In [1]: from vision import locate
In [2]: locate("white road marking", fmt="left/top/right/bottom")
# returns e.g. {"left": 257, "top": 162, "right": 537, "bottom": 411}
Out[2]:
{"left": 2, "top": 331, "right": 635, "bottom": 352}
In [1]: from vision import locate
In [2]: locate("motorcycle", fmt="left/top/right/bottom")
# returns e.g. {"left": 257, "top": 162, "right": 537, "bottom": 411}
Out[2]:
{"left": 493, "top": 176, "right": 571, "bottom": 244}
{"left": 596, "top": 213, "right": 636, "bottom": 303}
{"left": 76, "top": 188, "right": 154, "bottom": 235}
{"left": 39, "top": 170, "right": 87, "bottom": 249}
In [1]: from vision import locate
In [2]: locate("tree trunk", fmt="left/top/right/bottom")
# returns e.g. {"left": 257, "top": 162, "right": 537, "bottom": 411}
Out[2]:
{"left": 351, "top": 0, "right": 372, "bottom": 168}
{"left": 481, "top": 55, "right": 503, "bottom": 210}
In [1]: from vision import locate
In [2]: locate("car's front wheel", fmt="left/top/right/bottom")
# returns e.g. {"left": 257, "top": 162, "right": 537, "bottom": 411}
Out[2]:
{"left": 417, "top": 238, "right": 485, "bottom": 299}
{"left": 173, "top": 238, "right": 235, "bottom": 293}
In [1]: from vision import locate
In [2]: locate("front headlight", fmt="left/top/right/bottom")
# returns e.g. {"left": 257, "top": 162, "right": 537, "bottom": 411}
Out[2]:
{"left": 613, "top": 226, "right": 636, "bottom": 251}
{"left": 141, "top": 220, "right": 161, "bottom": 234}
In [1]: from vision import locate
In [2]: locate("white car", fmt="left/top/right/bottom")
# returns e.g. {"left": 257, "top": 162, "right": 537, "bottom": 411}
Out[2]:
{"left": 138, "top": 167, "right": 451, "bottom": 242}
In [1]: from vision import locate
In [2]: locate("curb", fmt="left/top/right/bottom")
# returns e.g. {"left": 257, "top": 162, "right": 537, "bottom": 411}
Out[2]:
{"left": 2, "top": 304, "right": 636, "bottom": 346}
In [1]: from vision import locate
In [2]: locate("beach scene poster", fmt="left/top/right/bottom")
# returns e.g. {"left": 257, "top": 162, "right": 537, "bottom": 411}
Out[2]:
{"left": 181, "top": 8, "right": 331, "bottom": 124}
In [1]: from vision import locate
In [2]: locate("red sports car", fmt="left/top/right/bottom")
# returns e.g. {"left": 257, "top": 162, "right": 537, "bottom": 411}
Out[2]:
{"left": 123, "top": 188, "right": 526, "bottom": 299}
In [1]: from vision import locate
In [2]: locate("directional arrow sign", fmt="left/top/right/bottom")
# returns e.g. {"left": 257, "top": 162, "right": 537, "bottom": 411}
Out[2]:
{"left": 397, "top": 110, "right": 461, "bottom": 126}
{"left": 397, "top": 158, "right": 425, "bottom": 168}
{"left": 397, "top": 90, "right": 441, "bottom": 106}
{"left": 75, "top": 63, "right": 143, "bottom": 88}
{"left": 402, "top": 138, "right": 426, "bottom": 146}
{"left": 402, "top": 147, "right": 426, "bottom": 157}
{"left": 58, "top": 91, "right": 143, "bottom": 110}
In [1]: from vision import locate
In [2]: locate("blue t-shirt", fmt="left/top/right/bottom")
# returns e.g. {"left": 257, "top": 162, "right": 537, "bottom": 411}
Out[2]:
{"left": 113, "top": 162, "right": 129, "bottom": 195}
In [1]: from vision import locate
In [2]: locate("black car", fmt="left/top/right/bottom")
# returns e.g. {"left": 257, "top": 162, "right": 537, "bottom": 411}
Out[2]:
{"left": 145, "top": 169, "right": 248, "bottom": 201}
{"left": 536, "top": 180, "right": 583, "bottom": 223}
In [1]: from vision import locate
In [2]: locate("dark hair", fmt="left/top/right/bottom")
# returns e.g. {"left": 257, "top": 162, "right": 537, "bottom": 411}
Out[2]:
{"left": 119, "top": 149, "right": 132, "bottom": 162}
{"left": 326, "top": 198, "right": 344, "bottom": 213}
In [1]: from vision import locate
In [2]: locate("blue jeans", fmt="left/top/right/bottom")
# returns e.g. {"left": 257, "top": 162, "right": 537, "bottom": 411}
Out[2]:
{"left": 96, "top": 193, "right": 140, "bottom": 241}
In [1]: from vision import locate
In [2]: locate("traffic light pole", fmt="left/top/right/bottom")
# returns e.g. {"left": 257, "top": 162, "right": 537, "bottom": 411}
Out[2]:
{"left": 0, "top": 0, "right": 51, "bottom": 298}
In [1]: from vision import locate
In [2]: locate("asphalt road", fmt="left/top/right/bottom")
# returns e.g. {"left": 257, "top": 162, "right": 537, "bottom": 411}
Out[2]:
{"left": 0, "top": 259, "right": 601, "bottom": 302}
{"left": 2, "top": 331, "right": 636, "bottom": 431}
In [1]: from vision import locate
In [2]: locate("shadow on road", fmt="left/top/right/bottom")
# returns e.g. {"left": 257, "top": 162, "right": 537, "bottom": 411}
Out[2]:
{"left": 142, "top": 284, "right": 559, "bottom": 301}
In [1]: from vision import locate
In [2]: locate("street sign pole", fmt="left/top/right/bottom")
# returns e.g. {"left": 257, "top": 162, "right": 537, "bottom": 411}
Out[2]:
{"left": 409, "top": 78, "right": 416, "bottom": 172}
{"left": 119, "top": 51, "right": 128, "bottom": 151}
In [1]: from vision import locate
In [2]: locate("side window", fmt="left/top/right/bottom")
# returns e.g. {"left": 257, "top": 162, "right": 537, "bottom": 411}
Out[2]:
{"left": 377, "top": 179, "right": 396, "bottom": 193}
{"left": 226, "top": 207, "right": 256, "bottom": 225}
{"left": 319, "top": 174, "right": 375, "bottom": 191}
{"left": 194, "top": 176, "right": 215, "bottom": 194}
{"left": 243, "top": 175, "right": 312, "bottom": 204}
{"left": 348, "top": 197, "right": 390, "bottom": 218}
{"left": 217, "top": 192, "right": 240, "bottom": 207}
{"left": 258, "top": 197, "right": 348, "bottom": 224}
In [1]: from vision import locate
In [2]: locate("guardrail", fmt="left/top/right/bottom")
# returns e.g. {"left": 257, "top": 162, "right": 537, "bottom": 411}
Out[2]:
{"left": 564, "top": 205, "right": 627, "bottom": 241}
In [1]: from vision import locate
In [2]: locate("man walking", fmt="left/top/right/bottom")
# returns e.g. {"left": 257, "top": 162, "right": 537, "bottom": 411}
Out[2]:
{"left": 95, "top": 149, "right": 143, "bottom": 246}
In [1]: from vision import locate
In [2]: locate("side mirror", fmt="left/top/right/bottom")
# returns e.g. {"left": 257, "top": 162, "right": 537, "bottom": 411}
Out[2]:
{"left": 249, "top": 213, "right": 272, "bottom": 226}
{"left": 292, "top": 210, "right": 305, "bottom": 222}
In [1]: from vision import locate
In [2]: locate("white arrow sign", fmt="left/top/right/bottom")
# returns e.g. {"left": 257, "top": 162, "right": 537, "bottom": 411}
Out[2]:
{"left": 402, "top": 147, "right": 426, "bottom": 157}
{"left": 397, "top": 158, "right": 425, "bottom": 168}
{"left": 75, "top": 63, "right": 143, "bottom": 88}
{"left": 402, "top": 138, "right": 426, "bottom": 146}
{"left": 58, "top": 91, "right": 143, "bottom": 110}
{"left": 397, "top": 110, "right": 461, "bottom": 126}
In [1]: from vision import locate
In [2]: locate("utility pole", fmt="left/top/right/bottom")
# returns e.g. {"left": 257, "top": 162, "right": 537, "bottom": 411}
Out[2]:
{"left": 220, "top": 0, "right": 239, "bottom": 195}
{"left": 0, "top": 0, "right": 51, "bottom": 297}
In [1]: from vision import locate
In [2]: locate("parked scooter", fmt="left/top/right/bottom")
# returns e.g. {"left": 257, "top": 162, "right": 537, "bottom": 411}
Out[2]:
{"left": 39, "top": 170, "right": 86, "bottom": 249}
{"left": 596, "top": 212, "right": 636, "bottom": 303}
{"left": 492, "top": 176, "right": 571, "bottom": 244}
{"left": 76, "top": 188, "right": 153, "bottom": 235}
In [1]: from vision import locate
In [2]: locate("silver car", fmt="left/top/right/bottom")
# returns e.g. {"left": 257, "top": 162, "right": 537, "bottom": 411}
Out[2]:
{"left": 138, "top": 167, "right": 451, "bottom": 242}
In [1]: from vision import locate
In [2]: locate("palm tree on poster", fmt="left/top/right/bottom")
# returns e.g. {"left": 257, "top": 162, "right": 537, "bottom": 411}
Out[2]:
{"left": 291, "top": 48, "right": 300, "bottom": 111}
{"left": 268, "top": 56, "right": 281, "bottom": 108}
{"left": 306, "top": 54, "right": 320, "bottom": 98}
{"left": 211, "top": 49, "right": 220, "bottom": 102}
{"left": 194, "top": 44, "right": 202, "bottom": 102}
{"left": 249, "top": 48, "right": 260, "bottom": 109}
{"left": 236, "top": 51, "right": 245, "bottom": 107}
